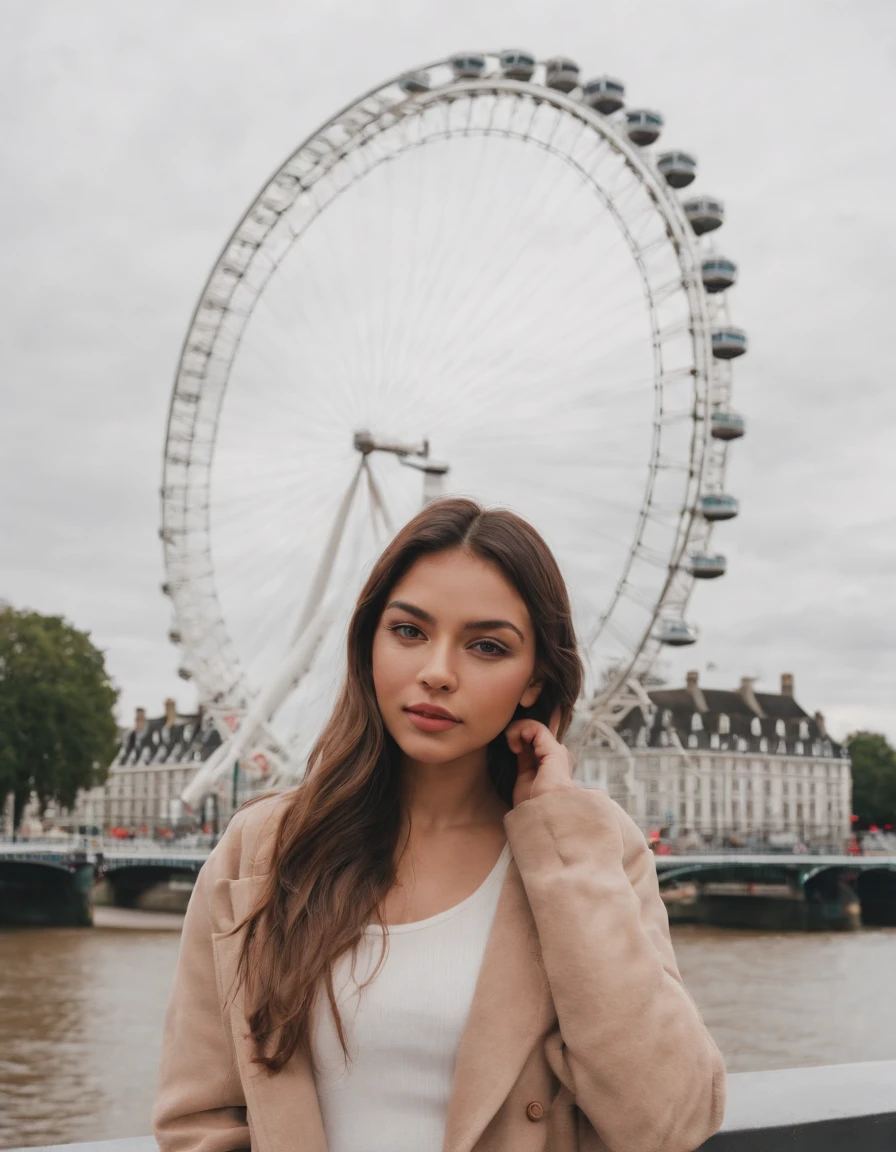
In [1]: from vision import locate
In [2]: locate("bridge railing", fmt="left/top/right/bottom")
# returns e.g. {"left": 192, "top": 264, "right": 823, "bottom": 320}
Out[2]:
{"left": 3, "top": 1060, "right": 895, "bottom": 1152}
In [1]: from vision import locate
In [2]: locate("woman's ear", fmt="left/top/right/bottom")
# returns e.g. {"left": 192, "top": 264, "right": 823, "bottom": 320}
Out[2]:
{"left": 519, "top": 676, "right": 543, "bottom": 709}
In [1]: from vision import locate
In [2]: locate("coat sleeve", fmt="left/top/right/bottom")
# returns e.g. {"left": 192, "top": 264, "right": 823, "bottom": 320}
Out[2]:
{"left": 504, "top": 786, "right": 726, "bottom": 1152}
{"left": 151, "top": 839, "right": 251, "bottom": 1152}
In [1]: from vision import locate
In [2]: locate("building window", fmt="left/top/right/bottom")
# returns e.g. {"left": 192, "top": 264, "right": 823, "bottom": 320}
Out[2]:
{"left": 710, "top": 733, "right": 720, "bottom": 749}
{"left": 799, "top": 721, "right": 810, "bottom": 740}
{"left": 795, "top": 740, "right": 804, "bottom": 755}
{"left": 719, "top": 713, "right": 730, "bottom": 735}
{"left": 759, "top": 737, "right": 769, "bottom": 752}
{"left": 776, "top": 719, "right": 786, "bottom": 738}
{"left": 751, "top": 717, "right": 762, "bottom": 737}
{"left": 660, "top": 730, "right": 669, "bottom": 747}
{"left": 688, "top": 734, "right": 698, "bottom": 749}
{"left": 691, "top": 713, "right": 703, "bottom": 732}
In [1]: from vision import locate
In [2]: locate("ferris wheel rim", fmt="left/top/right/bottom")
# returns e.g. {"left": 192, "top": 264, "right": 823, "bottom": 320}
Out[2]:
{"left": 161, "top": 53, "right": 730, "bottom": 731}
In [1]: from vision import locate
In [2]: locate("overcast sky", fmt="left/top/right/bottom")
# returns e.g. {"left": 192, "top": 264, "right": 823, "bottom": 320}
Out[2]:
{"left": 3, "top": 0, "right": 895, "bottom": 746}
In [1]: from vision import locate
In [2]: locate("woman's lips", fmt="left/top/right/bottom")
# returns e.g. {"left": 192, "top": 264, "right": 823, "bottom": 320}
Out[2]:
{"left": 404, "top": 708, "right": 460, "bottom": 733}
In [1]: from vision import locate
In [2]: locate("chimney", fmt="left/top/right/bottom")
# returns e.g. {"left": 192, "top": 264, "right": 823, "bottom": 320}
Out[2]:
{"left": 685, "top": 669, "right": 708, "bottom": 713}
{"left": 738, "top": 676, "right": 766, "bottom": 718}
{"left": 134, "top": 707, "right": 147, "bottom": 734}
{"left": 164, "top": 697, "right": 177, "bottom": 727}
{"left": 815, "top": 711, "right": 827, "bottom": 738}
{"left": 781, "top": 673, "right": 794, "bottom": 697}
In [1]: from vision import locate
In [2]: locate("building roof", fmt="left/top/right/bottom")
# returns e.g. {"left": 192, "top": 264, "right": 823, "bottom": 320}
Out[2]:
{"left": 610, "top": 672, "right": 844, "bottom": 760}
{"left": 113, "top": 701, "right": 221, "bottom": 768}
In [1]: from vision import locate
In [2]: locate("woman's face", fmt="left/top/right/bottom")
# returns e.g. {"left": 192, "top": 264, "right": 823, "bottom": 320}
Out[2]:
{"left": 371, "top": 548, "right": 543, "bottom": 765}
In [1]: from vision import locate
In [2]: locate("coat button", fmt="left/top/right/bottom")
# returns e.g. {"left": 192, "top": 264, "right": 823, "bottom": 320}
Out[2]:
{"left": 526, "top": 1101, "right": 545, "bottom": 1121}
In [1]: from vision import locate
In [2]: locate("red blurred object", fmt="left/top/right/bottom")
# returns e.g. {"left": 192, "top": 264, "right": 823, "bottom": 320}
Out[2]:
{"left": 886, "top": 825, "right": 893, "bottom": 831}
{"left": 870, "top": 824, "right": 880, "bottom": 832}
{"left": 647, "top": 828, "right": 660, "bottom": 843}
{"left": 654, "top": 842, "right": 673, "bottom": 856}
{"left": 850, "top": 814, "right": 859, "bottom": 823}
{"left": 110, "top": 827, "right": 129, "bottom": 839}
{"left": 847, "top": 835, "right": 861, "bottom": 856}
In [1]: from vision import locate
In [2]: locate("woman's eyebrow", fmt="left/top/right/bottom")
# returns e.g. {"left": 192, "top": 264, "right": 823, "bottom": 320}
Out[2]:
{"left": 385, "top": 600, "right": 525, "bottom": 643}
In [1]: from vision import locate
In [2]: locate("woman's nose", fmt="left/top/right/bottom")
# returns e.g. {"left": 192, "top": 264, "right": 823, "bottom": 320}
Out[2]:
{"left": 418, "top": 645, "right": 458, "bottom": 692}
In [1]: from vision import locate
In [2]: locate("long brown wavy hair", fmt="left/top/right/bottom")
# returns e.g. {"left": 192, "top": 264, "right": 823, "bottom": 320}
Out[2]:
{"left": 230, "top": 496, "right": 583, "bottom": 1074}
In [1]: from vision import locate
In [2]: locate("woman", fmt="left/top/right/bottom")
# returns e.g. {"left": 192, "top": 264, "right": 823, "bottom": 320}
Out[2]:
{"left": 153, "top": 497, "right": 726, "bottom": 1152}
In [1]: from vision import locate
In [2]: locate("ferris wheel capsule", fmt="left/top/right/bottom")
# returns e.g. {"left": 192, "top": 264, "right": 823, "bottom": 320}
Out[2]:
{"left": 544, "top": 56, "right": 580, "bottom": 92}
{"left": 700, "top": 494, "right": 740, "bottom": 521}
{"left": 625, "top": 109, "right": 664, "bottom": 146}
{"left": 702, "top": 257, "right": 738, "bottom": 293}
{"left": 687, "top": 553, "right": 727, "bottom": 579}
{"left": 499, "top": 49, "right": 536, "bottom": 80}
{"left": 711, "top": 410, "right": 746, "bottom": 440}
{"left": 582, "top": 76, "right": 626, "bottom": 113}
{"left": 684, "top": 195, "right": 725, "bottom": 235}
{"left": 712, "top": 326, "right": 748, "bottom": 359}
{"left": 656, "top": 618, "right": 699, "bottom": 646}
{"left": 657, "top": 151, "right": 697, "bottom": 188}
{"left": 397, "top": 71, "right": 431, "bottom": 94}
{"left": 450, "top": 53, "right": 487, "bottom": 79}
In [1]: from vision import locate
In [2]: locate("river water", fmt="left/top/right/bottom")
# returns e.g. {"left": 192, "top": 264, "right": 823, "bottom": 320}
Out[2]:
{"left": 2, "top": 913, "right": 896, "bottom": 1148}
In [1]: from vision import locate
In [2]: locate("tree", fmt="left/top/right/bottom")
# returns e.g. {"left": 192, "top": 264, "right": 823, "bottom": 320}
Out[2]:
{"left": 847, "top": 731, "right": 896, "bottom": 829}
{"left": 0, "top": 608, "right": 119, "bottom": 834}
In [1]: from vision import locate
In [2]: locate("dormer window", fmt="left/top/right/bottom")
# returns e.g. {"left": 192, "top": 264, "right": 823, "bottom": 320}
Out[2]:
{"left": 799, "top": 721, "right": 809, "bottom": 740}
{"left": 776, "top": 719, "right": 786, "bottom": 738}
{"left": 751, "top": 717, "right": 761, "bottom": 737}
{"left": 718, "top": 713, "right": 730, "bottom": 735}
{"left": 759, "top": 737, "right": 768, "bottom": 752}
{"left": 691, "top": 713, "right": 703, "bottom": 732}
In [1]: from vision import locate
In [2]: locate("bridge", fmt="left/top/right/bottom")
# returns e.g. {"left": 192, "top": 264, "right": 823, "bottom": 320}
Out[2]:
{"left": 654, "top": 853, "right": 896, "bottom": 931}
{"left": 3, "top": 1060, "right": 895, "bottom": 1151}
{"left": 3, "top": 842, "right": 896, "bottom": 929}
{"left": 0, "top": 842, "right": 207, "bottom": 926}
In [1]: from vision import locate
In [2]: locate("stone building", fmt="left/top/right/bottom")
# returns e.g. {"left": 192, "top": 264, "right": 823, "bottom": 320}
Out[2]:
{"left": 65, "top": 698, "right": 226, "bottom": 835}
{"left": 576, "top": 672, "right": 852, "bottom": 850}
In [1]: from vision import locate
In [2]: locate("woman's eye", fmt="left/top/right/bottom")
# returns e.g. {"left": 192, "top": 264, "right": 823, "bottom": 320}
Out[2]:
{"left": 472, "top": 640, "right": 508, "bottom": 657}
{"left": 390, "top": 623, "right": 423, "bottom": 640}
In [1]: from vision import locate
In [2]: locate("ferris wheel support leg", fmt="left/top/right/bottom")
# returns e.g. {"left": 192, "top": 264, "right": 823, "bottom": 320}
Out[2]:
{"left": 180, "top": 596, "right": 339, "bottom": 811}
{"left": 290, "top": 458, "right": 365, "bottom": 648}
{"left": 364, "top": 459, "right": 396, "bottom": 537}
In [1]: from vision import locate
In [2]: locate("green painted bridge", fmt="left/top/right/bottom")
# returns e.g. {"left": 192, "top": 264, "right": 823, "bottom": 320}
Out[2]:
{"left": 654, "top": 853, "right": 896, "bottom": 930}
{"left": 2, "top": 844, "right": 895, "bottom": 929}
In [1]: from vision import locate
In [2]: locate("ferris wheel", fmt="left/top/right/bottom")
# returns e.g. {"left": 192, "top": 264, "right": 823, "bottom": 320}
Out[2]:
{"left": 159, "top": 50, "right": 747, "bottom": 810}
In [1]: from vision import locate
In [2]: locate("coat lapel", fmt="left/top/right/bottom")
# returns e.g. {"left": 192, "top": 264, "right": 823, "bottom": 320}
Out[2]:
{"left": 210, "top": 876, "right": 329, "bottom": 1152}
{"left": 442, "top": 859, "right": 557, "bottom": 1152}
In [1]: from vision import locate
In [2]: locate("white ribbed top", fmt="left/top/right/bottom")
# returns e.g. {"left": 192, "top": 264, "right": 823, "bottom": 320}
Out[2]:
{"left": 311, "top": 841, "right": 512, "bottom": 1152}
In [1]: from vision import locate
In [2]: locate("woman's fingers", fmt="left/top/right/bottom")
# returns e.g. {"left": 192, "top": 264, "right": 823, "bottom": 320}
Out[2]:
{"left": 505, "top": 717, "right": 561, "bottom": 756}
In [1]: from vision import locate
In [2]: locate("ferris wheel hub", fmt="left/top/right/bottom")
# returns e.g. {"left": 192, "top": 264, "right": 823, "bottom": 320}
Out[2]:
{"left": 353, "top": 429, "right": 430, "bottom": 459}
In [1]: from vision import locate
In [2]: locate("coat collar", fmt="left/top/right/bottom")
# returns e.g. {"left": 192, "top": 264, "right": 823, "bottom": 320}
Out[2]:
{"left": 210, "top": 857, "right": 554, "bottom": 1152}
